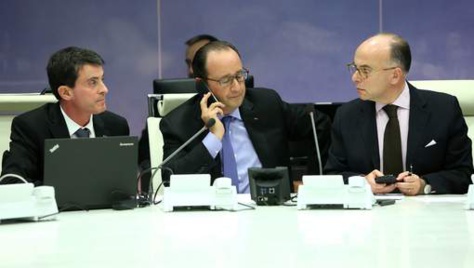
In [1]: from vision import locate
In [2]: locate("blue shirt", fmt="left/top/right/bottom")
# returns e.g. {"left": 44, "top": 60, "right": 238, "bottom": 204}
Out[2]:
{"left": 202, "top": 109, "right": 262, "bottom": 193}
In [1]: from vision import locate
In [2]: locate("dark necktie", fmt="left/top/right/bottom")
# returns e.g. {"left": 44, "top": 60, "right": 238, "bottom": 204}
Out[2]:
{"left": 221, "top": 116, "right": 239, "bottom": 189}
{"left": 383, "top": 105, "right": 403, "bottom": 175}
{"left": 75, "top": 128, "right": 91, "bottom": 138}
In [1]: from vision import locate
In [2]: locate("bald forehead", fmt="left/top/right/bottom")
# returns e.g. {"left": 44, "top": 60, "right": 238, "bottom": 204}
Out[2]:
{"left": 361, "top": 35, "right": 392, "bottom": 51}
{"left": 206, "top": 48, "right": 240, "bottom": 62}
{"left": 360, "top": 35, "right": 393, "bottom": 50}
{"left": 356, "top": 35, "right": 393, "bottom": 62}
{"left": 205, "top": 48, "right": 242, "bottom": 76}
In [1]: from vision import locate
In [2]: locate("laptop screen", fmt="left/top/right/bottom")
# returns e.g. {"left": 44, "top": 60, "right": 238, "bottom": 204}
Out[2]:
{"left": 43, "top": 136, "right": 138, "bottom": 210}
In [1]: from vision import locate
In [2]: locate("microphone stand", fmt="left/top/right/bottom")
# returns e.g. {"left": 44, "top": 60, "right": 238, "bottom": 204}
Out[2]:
{"left": 307, "top": 106, "right": 323, "bottom": 175}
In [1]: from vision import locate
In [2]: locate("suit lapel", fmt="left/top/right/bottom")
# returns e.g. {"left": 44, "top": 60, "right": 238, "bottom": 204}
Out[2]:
{"left": 358, "top": 101, "right": 380, "bottom": 169}
{"left": 48, "top": 103, "right": 110, "bottom": 138}
{"left": 406, "top": 84, "right": 429, "bottom": 169}
{"left": 47, "top": 103, "right": 70, "bottom": 138}
{"left": 239, "top": 98, "right": 271, "bottom": 166}
{"left": 93, "top": 115, "right": 106, "bottom": 137}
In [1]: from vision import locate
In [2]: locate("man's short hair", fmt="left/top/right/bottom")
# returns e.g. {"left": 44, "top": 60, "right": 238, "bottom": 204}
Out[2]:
{"left": 185, "top": 34, "right": 219, "bottom": 47}
{"left": 192, "top": 41, "right": 241, "bottom": 79}
{"left": 47, "top": 47, "right": 104, "bottom": 100}
{"left": 381, "top": 33, "right": 412, "bottom": 73}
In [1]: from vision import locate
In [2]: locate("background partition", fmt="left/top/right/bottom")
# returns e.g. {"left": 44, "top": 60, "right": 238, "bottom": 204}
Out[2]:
{"left": 1, "top": 0, "right": 473, "bottom": 136}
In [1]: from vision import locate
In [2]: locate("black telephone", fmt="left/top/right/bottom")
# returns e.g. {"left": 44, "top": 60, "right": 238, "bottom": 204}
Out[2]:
{"left": 196, "top": 79, "right": 219, "bottom": 105}
{"left": 375, "top": 175, "right": 401, "bottom": 185}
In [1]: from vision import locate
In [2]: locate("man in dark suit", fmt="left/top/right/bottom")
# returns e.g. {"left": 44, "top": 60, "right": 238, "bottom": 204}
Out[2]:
{"left": 1, "top": 47, "right": 129, "bottom": 185}
{"left": 136, "top": 34, "right": 220, "bottom": 190}
{"left": 160, "top": 40, "right": 331, "bottom": 193}
{"left": 325, "top": 33, "right": 473, "bottom": 195}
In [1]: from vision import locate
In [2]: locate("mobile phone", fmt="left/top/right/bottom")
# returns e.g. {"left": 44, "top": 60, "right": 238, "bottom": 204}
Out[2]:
{"left": 375, "top": 175, "right": 400, "bottom": 185}
{"left": 196, "top": 80, "right": 219, "bottom": 105}
{"left": 377, "top": 199, "right": 396, "bottom": 206}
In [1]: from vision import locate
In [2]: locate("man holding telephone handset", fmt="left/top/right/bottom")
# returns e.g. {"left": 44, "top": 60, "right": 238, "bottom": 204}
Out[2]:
{"left": 160, "top": 40, "right": 331, "bottom": 193}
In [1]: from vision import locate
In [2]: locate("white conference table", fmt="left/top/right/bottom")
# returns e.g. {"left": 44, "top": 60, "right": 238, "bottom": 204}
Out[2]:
{"left": 1, "top": 195, "right": 474, "bottom": 268}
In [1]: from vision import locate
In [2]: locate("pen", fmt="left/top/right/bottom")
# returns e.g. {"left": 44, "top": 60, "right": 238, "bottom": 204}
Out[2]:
{"left": 408, "top": 164, "right": 413, "bottom": 176}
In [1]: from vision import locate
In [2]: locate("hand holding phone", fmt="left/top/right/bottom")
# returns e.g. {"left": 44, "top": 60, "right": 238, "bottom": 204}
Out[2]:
{"left": 375, "top": 175, "right": 402, "bottom": 185}
{"left": 196, "top": 79, "right": 219, "bottom": 105}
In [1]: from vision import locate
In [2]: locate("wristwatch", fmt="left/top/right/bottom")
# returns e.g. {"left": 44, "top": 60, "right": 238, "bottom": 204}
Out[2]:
{"left": 418, "top": 178, "right": 432, "bottom": 195}
{"left": 424, "top": 184, "right": 432, "bottom": 195}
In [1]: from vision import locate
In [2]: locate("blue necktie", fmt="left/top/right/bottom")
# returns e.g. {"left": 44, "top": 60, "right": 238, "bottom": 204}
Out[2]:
{"left": 221, "top": 116, "right": 239, "bottom": 190}
{"left": 75, "top": 128, "right": 90, "bottom": 138}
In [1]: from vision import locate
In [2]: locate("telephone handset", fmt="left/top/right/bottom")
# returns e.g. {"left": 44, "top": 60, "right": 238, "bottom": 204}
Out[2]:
{"left": 196, "top": 79, "right": 219, "bottom": 106}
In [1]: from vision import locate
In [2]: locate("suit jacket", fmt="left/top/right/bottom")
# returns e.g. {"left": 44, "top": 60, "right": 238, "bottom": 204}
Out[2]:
{"left": 324, "top": 83, "right": 473, "bottom": 194}
{"left": 159, "top": 87, "right": 331, "bottom": 184}
{"left": 1, "top": 102, "right": 130, "bottom": 185}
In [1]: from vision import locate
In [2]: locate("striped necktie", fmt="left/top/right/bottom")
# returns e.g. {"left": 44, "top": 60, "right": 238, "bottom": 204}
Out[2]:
{"left": 75, "top": 128, "right": 91, "bottom": 138}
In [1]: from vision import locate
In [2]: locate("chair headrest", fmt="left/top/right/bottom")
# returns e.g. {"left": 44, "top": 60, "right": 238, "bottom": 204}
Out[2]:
{"left": 157, "top": 93, "right": 196, "bottom": 116}
{"left": 411, "top": 80, "right": 474, "bottom": 116}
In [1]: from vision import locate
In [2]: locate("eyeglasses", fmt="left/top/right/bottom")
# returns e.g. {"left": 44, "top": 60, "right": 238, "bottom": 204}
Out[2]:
{"left": 206, "top": 68, "right": 249, "bottom": 87}
{"left": 346, "top": 62, "right": 398, "bottom": 79}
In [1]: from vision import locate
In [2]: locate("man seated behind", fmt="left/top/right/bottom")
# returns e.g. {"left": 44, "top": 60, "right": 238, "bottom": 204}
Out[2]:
{"left": 1, "top": 47, "right": 130, "bottom": 185}
{"left": 185, "top": 34, "right": 219, "bottom": 78}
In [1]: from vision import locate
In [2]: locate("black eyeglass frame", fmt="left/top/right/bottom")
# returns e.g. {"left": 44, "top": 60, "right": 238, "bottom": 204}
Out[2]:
{"left": 205, "top": 68, "right": 250, "bottom": 87}
{"left": 346, "top": 62, "right": 398, "bottom": 79}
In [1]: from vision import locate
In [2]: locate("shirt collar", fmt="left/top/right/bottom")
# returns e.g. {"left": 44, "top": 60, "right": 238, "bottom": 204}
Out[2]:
{"left": 220, "top": 109, "right": 242, "bottom": 121}
{"left": 376, "top": 81, "right": 410, "bottom": 112}
{"left": 60, "top": 106, "right": 94, "bottom": 137}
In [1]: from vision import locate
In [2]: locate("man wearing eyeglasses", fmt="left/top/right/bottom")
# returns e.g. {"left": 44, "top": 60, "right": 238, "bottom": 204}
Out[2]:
{"left": 160, "top": 40, "right": 331, "bottom": 193}
{"left": 325, "top": 33, "right": 473, "bottom": 195}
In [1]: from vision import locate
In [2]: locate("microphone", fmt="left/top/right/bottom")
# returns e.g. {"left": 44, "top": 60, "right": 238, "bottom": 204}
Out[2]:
{"left": 305, "top": 105, "right": 323, "bottom": 175}
{"left": 158, "top": 118, "right": 216, "bottom": 169}
{"left": 140, "top": 118, "right": 216, "bottom": 204}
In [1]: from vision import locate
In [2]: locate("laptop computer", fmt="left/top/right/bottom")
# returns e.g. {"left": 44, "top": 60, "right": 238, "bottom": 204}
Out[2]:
{"left": 43, "top": 136, "right": 138, "bottom": 210}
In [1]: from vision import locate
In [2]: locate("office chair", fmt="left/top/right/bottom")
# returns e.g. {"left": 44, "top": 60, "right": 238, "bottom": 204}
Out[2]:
{"left": 145, "top": 93, "right": 196, "bottom": 194}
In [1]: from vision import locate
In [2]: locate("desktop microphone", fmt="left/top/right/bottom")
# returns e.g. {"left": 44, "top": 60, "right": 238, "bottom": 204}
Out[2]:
{"left": 158, "top": 118, "right": 216, "bottom": 169}
{"left": 140, "top": 118, "right": 216, "bottom": 203}
{"left": 305, "top": 105, "right": 323, "bottom": 175}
